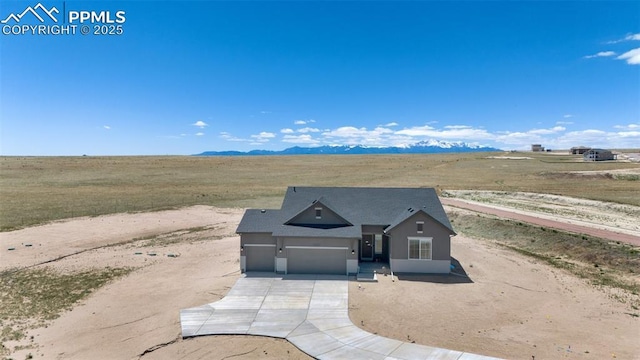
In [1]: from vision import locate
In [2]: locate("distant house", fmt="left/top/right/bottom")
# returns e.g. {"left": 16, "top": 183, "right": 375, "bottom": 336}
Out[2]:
{"left": 531, "top": 144, "right": 544, "bottom": 152}
{"left": 236, "top": 187, "right": 456, "bottom": 275}
{"left": 583, "top": 148, "right": 615, "bottom": 161}
{"left": 571, "top": 146, "right": 591, "bottom": 155}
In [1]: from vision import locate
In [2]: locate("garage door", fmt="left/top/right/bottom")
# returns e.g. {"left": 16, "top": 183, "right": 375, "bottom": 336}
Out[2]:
{"left": 287, "top": 247, "right": 347, "bottom": 275}
{"left": 245, "top": 245, "right": 275, "bottom": 272}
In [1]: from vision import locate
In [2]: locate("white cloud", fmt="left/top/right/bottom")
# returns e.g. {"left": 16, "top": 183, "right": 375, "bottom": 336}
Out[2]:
{"left": 556, "top": 121, "right": 573, "bottom": 125}
{"left": 584, "top": 51, "right": 617, "bottom": 59}
{"left": 192, "top": 120, "right": 208, "bottom": 128}
{"left": 321, "top": 126, "right": 396, "bottom": 146}
{"left": 219, "top": 132, "right": 247, "bottom": 142}
{"left": 528, "top": 126, "right": 566, "bottom": 135}
{"left": 563, "top": 114, "right": 574, "bottom": 118}
{"left": 608, "top": 33, "right": 640, "bottom": 44}
{"left": 294, "top": 119, "right": 316, "bottom": 125}
{"left": 382, "top": 122, "right": 399, "bottom": 127}
{"left": 250, "top": 132, "right": 276, "bottom": 142}
{"left": 260, "top": 111, "right": 272, "bottom": 114}
{"left": 617, "top": 48, "right": 640, "bottom": 65}
{"left": 222, "top": 120, "right": 639, "bottom": 151}
{"left": 396, "top": 124, "right": 494, "bottom": 140}
{"left": 297, "top": 127, "right": 321, "bottom": 133}
{"left": 282, "top": 134, "right": 320, "bottom": 144}
{"left": 195, "top": 132, "right": 204, "bottom": 136}
{"left": 613, "top": 123, "right": 640, "bottom": 130}
{"left": 103, "top": 125, "right": 111, "bottom": 130}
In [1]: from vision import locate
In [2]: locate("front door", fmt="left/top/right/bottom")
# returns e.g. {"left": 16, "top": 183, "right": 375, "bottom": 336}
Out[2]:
{"left": 361, "top": 234, "right": 374, "bottom": 261}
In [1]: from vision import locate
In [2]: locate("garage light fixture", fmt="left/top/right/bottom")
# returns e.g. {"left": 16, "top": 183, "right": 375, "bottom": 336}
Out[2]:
{"left": 279, "top": 248, "right": 282, "bottom": 253}
{"left": 240, "top": 246, "right": 244, "bottom": 252}
{"left": 351, "top": 249, "right": 355, "bottom": 255}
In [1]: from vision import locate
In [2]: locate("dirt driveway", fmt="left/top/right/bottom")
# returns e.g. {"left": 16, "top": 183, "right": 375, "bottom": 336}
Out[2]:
{"left": 441, "top": 198, "right": 640, "bottom": 246}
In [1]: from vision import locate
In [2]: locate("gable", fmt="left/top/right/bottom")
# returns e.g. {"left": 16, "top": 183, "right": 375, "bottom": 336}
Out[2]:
{"left": 284, "top": 200, "right": 353, "bottom": 229}
{"left": 386, "top": 209, "right": 456, "bottom": 236}
{"left": 237, "top": 186, "right": 455, "bottom": 237}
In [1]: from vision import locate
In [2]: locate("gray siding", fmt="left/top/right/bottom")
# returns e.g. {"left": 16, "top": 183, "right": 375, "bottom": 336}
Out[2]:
{"left": 241, "top": 233, "right": 276, "bottom": 246}
{"left": 287, "top": 201, "right": 350, "bottom": 226}
{"left": 387, "top": 212, "right": 452, "bottom": 261}
{"left": 281, "top": 236, "right": 357, "bottom": 260}
{"left": 361, "top": 225, "right": 386, "bottom": 233}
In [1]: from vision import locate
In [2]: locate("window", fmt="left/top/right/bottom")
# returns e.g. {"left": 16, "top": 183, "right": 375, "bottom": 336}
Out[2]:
{"left": 374, "top": 234, "right": 382, "bottom": 255}
{"left": 416, "top": 221, "right": 424, "bottom": 233}
{"left": 315, "top": 207, "right": 322, "bottom": 219}
{"left": 408, "top": 237, "right": 432, "bottom": 260}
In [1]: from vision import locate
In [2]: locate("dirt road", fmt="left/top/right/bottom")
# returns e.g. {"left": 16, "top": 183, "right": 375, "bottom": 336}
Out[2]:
{"left": 441, "top": 198, "right": 640, "bottom": 246}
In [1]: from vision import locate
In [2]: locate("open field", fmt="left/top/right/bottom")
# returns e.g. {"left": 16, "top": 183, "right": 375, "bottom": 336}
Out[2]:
{"left": 1, "top": 151, "right": 639, "bottom": 231}
{"left": 1, "top": 152, "right": 639, "bottom": 359}
{"left": 1, "top": 207, "right": 638, "bottom": 360}
{"left": 443, "top": 190, "right": 640, "bottom": 235}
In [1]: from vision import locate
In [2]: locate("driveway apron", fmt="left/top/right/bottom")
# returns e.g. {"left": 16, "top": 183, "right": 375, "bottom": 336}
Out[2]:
{"left": 180, "top": 273, "right": 501, "bottom": 360}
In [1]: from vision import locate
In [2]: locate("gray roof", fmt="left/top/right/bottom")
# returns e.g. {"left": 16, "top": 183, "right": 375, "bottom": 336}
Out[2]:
{"left": 236, "top": 186, "right": 455, "bottom": 237}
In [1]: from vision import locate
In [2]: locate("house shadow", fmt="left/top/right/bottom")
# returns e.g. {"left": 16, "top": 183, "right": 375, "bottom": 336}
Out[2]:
{"left": 393, "top": 257, "right": 473, "bottom": 284}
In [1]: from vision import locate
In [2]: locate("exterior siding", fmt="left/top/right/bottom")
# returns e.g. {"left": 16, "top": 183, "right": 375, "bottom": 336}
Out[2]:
{"left": 241, "top": 233, "right": 276, "bottom": 246}
{"left": 280, "top": 236, "right": 357, "bottom": 259}
{"left": 287, "top": 201, "right": 349, "bottom": 226}
{"left": 388, "top": 212, "right": 451, "bottom": 261}
{"left": 584, "top": 149, "right": 614, "bottom": 161}
{"left": 390, "top": 259, "right": 450, "bottom": 273}
{"left": 361, "top": 225, "right": 386, "bottom": 234}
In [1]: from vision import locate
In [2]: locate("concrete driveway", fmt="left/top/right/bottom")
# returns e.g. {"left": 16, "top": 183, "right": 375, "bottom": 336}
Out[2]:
{"left": 180, "top": 274, "right": 500, "bottom": 360}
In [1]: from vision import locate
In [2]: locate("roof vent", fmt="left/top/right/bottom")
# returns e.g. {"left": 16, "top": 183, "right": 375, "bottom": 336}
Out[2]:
{"left": 408, "top": 207, "right": 414, "bottom": 212}
{"left": 260, "top": 209, "right": 266, "bottom": 213}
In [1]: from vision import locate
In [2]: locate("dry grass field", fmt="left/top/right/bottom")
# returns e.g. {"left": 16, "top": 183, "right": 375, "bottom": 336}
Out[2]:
{"left": 1, "top": 151, "right": 639, "bottom": 231}
{"left": 1, "top": 152, "right": 639, "bottom": 359}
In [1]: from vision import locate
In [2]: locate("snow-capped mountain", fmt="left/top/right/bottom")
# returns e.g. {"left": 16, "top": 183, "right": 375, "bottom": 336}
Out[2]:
{"left": 195, "top": 141, "right": 500, "bottom": 156}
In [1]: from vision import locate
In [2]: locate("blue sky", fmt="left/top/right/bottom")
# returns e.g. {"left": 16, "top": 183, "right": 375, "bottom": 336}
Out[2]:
{"left": 1, "top": 1, "right": 638, "bottom": 155}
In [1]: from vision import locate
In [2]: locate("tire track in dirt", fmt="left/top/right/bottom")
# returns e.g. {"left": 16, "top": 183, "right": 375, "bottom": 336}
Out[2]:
{"left": 441, "top": 198, "right": 640, "bottom": 246}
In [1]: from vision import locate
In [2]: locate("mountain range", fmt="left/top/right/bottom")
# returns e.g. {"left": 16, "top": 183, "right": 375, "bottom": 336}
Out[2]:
{"left": 195, "top": 140, "right": 501, "bottom": 156}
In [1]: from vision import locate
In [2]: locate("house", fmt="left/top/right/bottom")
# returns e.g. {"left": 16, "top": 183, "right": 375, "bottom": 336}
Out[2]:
{"left": 570, "top": 146, "right": 591, "bottom": 155}
{"left": 236, "top": 186, "right": 456, "bottom": 275}
{"left": 531, "top": 144, "right": 544, "bottom": 152}
{"left": 583, "top": 148, "right": 615, "bottom": 161}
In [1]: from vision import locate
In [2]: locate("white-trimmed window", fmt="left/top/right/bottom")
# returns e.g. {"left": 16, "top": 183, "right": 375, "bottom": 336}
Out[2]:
{"left": 408, "top": 237, "right": 432, "bottom": 260}
{"left": 315, "top": 207, "right": 322, "bottom": 219}
{"left": 416, "top": 221, "right": 424, "bottom": 234}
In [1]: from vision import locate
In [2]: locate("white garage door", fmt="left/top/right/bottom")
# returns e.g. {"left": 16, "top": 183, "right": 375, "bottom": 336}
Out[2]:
{"left": 287, "top": 247, "right": 347, "bottom": 275}
{"left": 245, "top": 245, "right": 275, "bottom": 272}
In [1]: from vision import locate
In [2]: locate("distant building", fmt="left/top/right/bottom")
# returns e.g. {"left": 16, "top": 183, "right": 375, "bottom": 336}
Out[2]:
{"left": 571, "top": 146, "right": 591, "bottom": 155}
{"left": 531, "top": 144, "right": 544, "bottom": 152}
{"left": 583, "top": 148, "right": 615, "bottom": 161}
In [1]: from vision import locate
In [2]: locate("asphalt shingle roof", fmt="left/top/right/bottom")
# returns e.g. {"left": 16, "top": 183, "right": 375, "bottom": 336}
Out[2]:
{"left": 236, "top": 186, "right": 454, "bottom": 237}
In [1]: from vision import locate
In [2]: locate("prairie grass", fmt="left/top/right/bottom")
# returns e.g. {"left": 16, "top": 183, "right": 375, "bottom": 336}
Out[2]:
{"left": 449, "top": 212, "right": 640, "bottom": 296}
{"left": 0, "top": 267, "right": 133, "bottom": 354}
{"left": 1, "top": 152, "right": 638, "bottom": 230}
